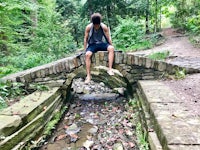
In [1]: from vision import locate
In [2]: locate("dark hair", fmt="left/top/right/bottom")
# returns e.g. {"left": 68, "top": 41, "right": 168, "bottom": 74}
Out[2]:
{"left": 91, "top": 13, "right": 102, "bottom": 25}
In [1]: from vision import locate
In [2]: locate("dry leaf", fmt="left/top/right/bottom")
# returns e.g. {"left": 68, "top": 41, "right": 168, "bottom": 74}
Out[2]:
{"left": 55, "top": 134, "right": 67, "bottom": 141}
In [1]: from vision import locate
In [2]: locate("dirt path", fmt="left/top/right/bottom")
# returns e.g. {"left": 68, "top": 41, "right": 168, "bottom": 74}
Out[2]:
{"left": 134, "top": 28, "right": 200, "bottom": 57}
{"left": 134, "top": 28, "right": 200, "bottom": 117}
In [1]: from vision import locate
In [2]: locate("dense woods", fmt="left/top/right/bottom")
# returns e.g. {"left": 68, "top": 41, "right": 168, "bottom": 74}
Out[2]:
{"left": 0, "top": 0, "right": 200, "bottom": 77}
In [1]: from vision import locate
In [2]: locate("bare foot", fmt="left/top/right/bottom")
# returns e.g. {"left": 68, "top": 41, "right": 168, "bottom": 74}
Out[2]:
{"left": 107, "top": 69, "right": 114, "bottom": 76}
{"left": 84, "top": 76, "right": 91, "bottom": 84}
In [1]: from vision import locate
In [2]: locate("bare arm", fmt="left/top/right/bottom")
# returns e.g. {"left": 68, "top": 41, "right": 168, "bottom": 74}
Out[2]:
{"left": 84, "top": 24, "right": 91, "bottom": 50}
{"left": 101, "top": 23, "right": 112, "bottom": 45}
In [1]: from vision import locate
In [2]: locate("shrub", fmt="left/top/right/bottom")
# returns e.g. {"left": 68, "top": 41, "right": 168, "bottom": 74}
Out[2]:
{"left": 175, "top": 68, "right": 186, "bottom": 79}
{"left": 186, "top": 14, "right": 200, "bottom": 34}
{"left": 0, "top": 66, "right": 18, "bottom": 78}
{"left": 112, "top": 17, "right": 151, "bottom": 51}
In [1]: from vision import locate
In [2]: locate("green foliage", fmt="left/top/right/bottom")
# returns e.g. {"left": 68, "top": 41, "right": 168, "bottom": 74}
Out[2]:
{"left": 44, "top": 106, "right": 67, "bottom": 135}
{"left": 44, "top": 113, "right": 60, "bottom": 135}
{"left": 170, "top": 0, "right": 200, "bottom": 33}
{"left": 1, "top": 0, "right": 199, "bottom": 78}
{"left": 0, "top": 81, "right": 25, "bottom": 99}
{"left": 136, "top": 122, "right": 149, "bottom": 150}
{"left": 0, "top": 0, "right": 34, "bottom": 53}
{"left": 129, "top": 98, "right": 149, "bottom": 150}
{"left": 30, "top": 0, "right": 76, "bottom": 57}
{"left": 29, "top": 83, "right": 49, "bottom": 91}
{"left": 112, "top": 17, "right": 152, "bottom": 51}
{"left": 0, "top": 96, "right": 7, "bottom": 110}
{"left": 0, "top": 80, "right": 25, "bottom": 110}
{"left": 0, "top": 0, "right": 76, "bottom": 78}
{"left": 15, "top": 52, "right": 45, "bottom": 70}
{"left": 148, "top": 50, "right": 170, "bottom": 60}
{"left": 186, "top": 14, "right": 200, "bottom": 34}
{"left": 0, "top": 66, "right": 18, "bottom": 78}
{"left": 0, "top": 79, "right": 49, "bottom": 110}
{"left": 175, "top": 68, "right": 186, "bottom": 79}
{"left": 128, "top": 98, "right": 137, "bottom": 107}
{"left": 81, "top": 0, "right": 154, "bottom": 32}
{"left": 56, "top": 0, "right": 90, "bottom": 47}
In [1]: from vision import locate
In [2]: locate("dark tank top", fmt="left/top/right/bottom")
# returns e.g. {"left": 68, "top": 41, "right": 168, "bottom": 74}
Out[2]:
{"left": 88, "top": 24, "right": 108, "bottom": 45}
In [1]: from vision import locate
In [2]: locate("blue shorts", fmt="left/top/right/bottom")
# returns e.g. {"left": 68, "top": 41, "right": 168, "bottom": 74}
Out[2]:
{"left": 86, "top": 43, "right": 109, "bottom": 53}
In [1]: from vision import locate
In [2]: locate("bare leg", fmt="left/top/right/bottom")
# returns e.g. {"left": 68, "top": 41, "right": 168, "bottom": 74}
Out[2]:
{"left": 107, "top": 45, "right": 115, "bottom": 75}
{"left": 85, "top": 51, "right": 93, "bottom": 83}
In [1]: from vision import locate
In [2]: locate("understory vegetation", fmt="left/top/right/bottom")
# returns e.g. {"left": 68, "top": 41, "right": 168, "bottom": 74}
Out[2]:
{"left": 1, "top": 0, "right": 199, "bottom": 78}
{"left": 112, "top": 17, "right": 156, "bottom": 51}
{"left": 148, "top": 50, "right": 170, "bottom": 60}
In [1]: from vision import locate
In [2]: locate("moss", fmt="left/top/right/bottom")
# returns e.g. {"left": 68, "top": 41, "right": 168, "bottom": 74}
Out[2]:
{"left": 44, "top": 106, "right": 67, "bottom": 135}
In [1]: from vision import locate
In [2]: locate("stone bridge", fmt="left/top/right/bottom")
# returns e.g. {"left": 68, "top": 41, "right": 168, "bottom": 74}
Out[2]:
{"left": 1, "top": 51, "right": 200, "bottom": 150}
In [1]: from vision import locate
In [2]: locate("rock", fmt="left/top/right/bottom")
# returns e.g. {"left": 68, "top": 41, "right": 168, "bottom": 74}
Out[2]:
{"left": 70, "top": 104, "right": 76, "bottom": 109}
{"left": 88, "top": 126, "right": 98, "bottom": 135}
{"left": 76, "top": 87, "right": 84, "bottom": 94}
{"left": 83, "top": 87, "right": 92, "bottom": 94}
{"left": 113, "top": 142, "right": 124, "bottom": 150}
{"left": 114, "top": 87, "right": 126, "bottom": 95}
{"left": 65, "top": 123, "right": 80, "bottom": 135}
{"left": 99, "top": 82, "right": 105, "bottom": 86}
{"left": 83, "top": 140, "right": 94, "bottom": 150}
{"left": 125, "top": 130, "right": 133, "bottom": 136}
{"left": 79, "top": 93, "right": 119, "bottom": 102}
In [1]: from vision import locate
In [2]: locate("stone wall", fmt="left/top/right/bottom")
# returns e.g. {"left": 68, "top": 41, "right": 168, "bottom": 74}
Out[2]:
{"left": 135, "top": 80, "right": 200, "bottom": 150}
{"left": 2, "top": 51, "right": 198, "bottom": 84}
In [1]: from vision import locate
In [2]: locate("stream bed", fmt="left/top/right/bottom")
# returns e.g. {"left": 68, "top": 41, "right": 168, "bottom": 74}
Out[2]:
{"left": 40, "top": 78, "right": 140, "bottom": 150}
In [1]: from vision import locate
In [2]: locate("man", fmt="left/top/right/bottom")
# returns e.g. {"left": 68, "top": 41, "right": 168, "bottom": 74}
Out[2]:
{"left": 84, "top": 13, "right": 115, "bottom": 83}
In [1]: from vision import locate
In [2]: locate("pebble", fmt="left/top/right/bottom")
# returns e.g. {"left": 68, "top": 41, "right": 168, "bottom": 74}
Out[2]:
{"left": 113, "top": 143, "right": 124, "bottom": 150}
{"left": 88, "top": 126, "right": 98, "bottom": 134}
{"left": 65, "top": 123, "right": 80, "bottom": 135}
{"left": 83, "top": 140, "right": 94, "bottom": 150}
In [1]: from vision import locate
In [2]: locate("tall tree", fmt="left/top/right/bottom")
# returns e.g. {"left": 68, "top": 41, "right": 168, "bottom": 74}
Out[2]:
{"left": 0, "top": 0, "right": 33, "bottom": 54}
{"left": 145, "top": 0, "right": 150, "bottom": 33}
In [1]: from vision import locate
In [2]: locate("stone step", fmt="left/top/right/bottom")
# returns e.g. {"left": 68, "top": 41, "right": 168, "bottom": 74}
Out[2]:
{"left": 0, "top": 87, "right": 60, "bottom": 125}
{"left": 0, "top": 87, "right": 65, "bottom": 150}
{"left": 136, "top": 80, "right": 200, "bottom": 150}
{"left": 78, "top": 93, "right": 120, "bottom": 102}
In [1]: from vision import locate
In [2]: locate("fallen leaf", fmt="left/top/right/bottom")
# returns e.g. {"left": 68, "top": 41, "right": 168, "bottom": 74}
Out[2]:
{"left": 69, "top": 133, "right": 78, "bottom": 139}
{"left": 128, "top": 141, "right": 135, "bottom": 148}
{"left": 64, "top": 125, "right": 69, "bottom": 129}
{"left": 118, "top": 129, "right": 124, "bottom": 134}
{"left": 126, "top": 122, "right": 132, "bottom": 127}
{"left": 55, "top": 134, "right": 67, "bottom": 141}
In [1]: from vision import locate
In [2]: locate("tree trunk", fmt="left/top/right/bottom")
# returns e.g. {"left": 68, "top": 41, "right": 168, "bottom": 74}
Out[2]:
{"left": 155, "top": 0, "right": 158, "bottom": 33}
{"left": 106, "top": 5, "right": 112, "bottom": 29}
{"left": 0, "top": 33, "right": 8, "bottom": 53}
{"left": 31, "top": 0, "right": 38, "bottom": 35}
{"left": 145, "top": 0, "right": 150, "bottom": 34}
{"left": 87, "top": 0, "right": 93, "bottom": 17}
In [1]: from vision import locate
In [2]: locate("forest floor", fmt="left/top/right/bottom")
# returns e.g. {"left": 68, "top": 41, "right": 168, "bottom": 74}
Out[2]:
{"left": 133, "top": 28, "right": 200, "bottom": 117}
